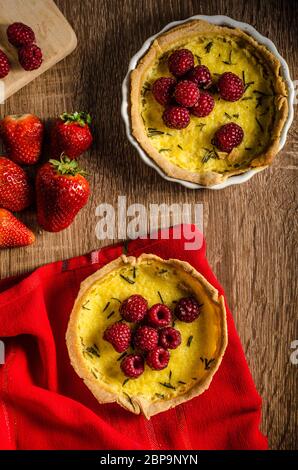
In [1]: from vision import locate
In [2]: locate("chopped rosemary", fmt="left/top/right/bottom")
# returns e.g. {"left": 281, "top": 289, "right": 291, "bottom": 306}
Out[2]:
{"left": 255, "top": 117, "right": 264, "bottom": 132}
{"left": 245, "top": 147, "right": 252, "bottom": 151}
{"left": 103, "top": 301, "right": 110, "bottom": 312}
{"left": 120, "top": 274, "right": 135, "bottom": 284}
{"left": 147, "top": 127, "right": 164, "bottom": 137}
{"left": 253, "top": 90, "right": 272, "bottom": 96}
{"left": 192, "top": 377, "right": 197, "bottom": 380}
{"left": 157, "top": 291, "right": 164, "bottom": 303}
{"left": 132, "top": 267, "right": 136, "bottom": 279}
{"left": 205, "top": 41, "right": 213, "bottom": 53}
{"left": 141, "top": 81, "right": 151, "bottom": 96}
{"left": 233, "top": 113, "right": 239, "bottom": 119}
{"left": 169, "top": 370, "right": 172, "bottom": 381}
{"left": 178, "top": 380, "right": 186, "bottom": 385}
{"left": 91, "top": 368, "right": 98, "bottom": 379}
{"left": 200, "top": 357, "right": 215, "bottom": 370}
{"left": 241, "top": 97, "right": 253, "bottom": 101}
{"left": 159, "top": 382, "right": 176, "bottom": 390}
{"left": 195, "top": 54, "right": 201, "bottom": 64}
{"left": 117, "top": 352, "right": 127, "bottom": 361}
{"left": 123, "top": 378, "right": 130, "bottom": 386}
{"left": 202, "top": 147, "right": 219, "bottom": 164}
{"left": 242, "top": 71, "right": 245, "bottom": 84}
{"left": 155, "top": 393, "right": 165, "bottom": 399}
{"left": 158, "top": 269, "right": 168, "bottom": 274}
{"left": 187, "top": 336, "right": 193, "bottom": 347}
{"left": 82, "top": 300, "right": 91, "bottom": 310}
{"left": 111, "top": 297, "right": 121, "bottom": 303}
{"left": 86, "top": 345, "right": 100, "bottom": 358}
{"left": 159, "top": 148, "right": 171, "bottom": 153}
{"left": 222, "top": 50, "right": 233, "bottom": 65}
{"left": 177, "top": 144, "right": 183, "bottom": 150}
{"left": 107, "top": 311, "right": 115, "bottom": 319}
{"left": 224, "top": 112, "right": 232, "bottom": 119}
{"left": 244, "top": 81, "right": 254, "bottom": 92}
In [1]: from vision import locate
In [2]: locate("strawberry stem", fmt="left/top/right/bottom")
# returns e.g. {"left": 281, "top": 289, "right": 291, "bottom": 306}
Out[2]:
{"left": 49, "top": 155, "right": 87, "bottom": 176}
{"left": 60, "top": 111, "right": 91, "bottom": 127}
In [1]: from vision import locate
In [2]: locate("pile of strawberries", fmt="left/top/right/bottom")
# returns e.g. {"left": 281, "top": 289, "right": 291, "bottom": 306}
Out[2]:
{"left": 0, "top": 111, "right": 93, "bottom": 248}
{"left": 152, "top": 48, "right": 245, "bottom": 153}
{"left": 103, "top": 294, "right": 202, "bottom": 378}
{"left": 0, "top": 22, "right": 43, "bottom": 78}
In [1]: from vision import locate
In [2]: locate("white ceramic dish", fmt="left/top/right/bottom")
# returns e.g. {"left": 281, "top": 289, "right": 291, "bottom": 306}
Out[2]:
{"left": 121, "top": 15, "right": 294, "bottom": 190}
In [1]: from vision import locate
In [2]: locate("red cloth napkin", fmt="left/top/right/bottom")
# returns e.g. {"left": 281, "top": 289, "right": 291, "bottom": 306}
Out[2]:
{"left": 0, "top": 225, "right": 267, "bottom": 450}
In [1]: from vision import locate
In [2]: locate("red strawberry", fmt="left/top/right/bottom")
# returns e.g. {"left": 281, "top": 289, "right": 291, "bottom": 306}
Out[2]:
{"left": 7, "top": 22, "right": 35, "bottom": 48}
{"left": 36, "top": 156, "right": 90, "bottom": 232}
{"left": 0, "top": 209, "right": 35, "bottom": 248}
{"left": 0, "top": 114, "right": 44, "bottom": 165}
{"left": 0, "top": 49, "right": 10, "bottom": 78}
{"left": 18, "top": 44, "right": 42, "bottom": 71}
{"left": 0, "top": 156, "right": 33, "bottom": 211}
{"left": 51, "top": 112, "right": 93, "bottom": 159}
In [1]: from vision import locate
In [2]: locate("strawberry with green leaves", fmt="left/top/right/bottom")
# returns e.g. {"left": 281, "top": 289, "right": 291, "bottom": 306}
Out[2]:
{"left": 0, "top": 114, "right": 44, "bottom": 165}
{"left": 0, "top": 209, "right": 35, "bottom": 248}
{"left": 51, "top": 112, "right": 93, "bottom": 159}
{"left": 36, "top": 156, "right": 90, "bottom": 232}
{"left": 0, "top": 156, "right": 33, "bottom": 211}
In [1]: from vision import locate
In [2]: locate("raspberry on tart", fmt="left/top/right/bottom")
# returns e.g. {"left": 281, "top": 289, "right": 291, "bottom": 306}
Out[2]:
{"left": 134, "top": 325, "right": 159, "bottom": 352}
{"left": 130, "top": 19, "right": 288, "bottom": 186}
{"left": 146, "top": 347, "right": 170, "bottom": 370}
{"left": 174, "top": 80, "right": 200, "bottom": 107}
{"left": 152, "top": 77, "right": 176, "bottom": 106}
{"left": 159, "top": 327, "right": 181, "bottom": 349}
{"left": 121, "top": 354, "right": 144, "bottom": 378}
{"left": 174, "top": 297, "right": 202, "bottom": 323}
{"left": 103, "top": 322, "right": 131, "bottom": 353}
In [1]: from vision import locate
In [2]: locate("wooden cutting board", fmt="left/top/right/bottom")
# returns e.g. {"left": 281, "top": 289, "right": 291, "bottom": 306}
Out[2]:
{"left": 0, "top": 0, "right": 77, "bottom": 101}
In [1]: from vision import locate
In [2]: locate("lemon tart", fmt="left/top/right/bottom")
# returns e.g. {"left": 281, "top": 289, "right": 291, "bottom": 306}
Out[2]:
{"left": 130, "top": 19, "right": 288, "bottom": 186}
{"left": 66, "top": 254, "right": 227, "bottom": 418}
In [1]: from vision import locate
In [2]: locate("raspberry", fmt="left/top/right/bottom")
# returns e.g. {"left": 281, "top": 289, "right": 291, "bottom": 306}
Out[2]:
{"left": 174, "top": 297, "right": 201, "bottom": 323}
{"left": 121, "top": 354, "right": 144, "bottom": 378}
{"left": 18, "top": 44, "right": 42, "bottom": 71}
{"left": 146, "top": 347, "right": 170, "bottom": 370}
{"left": 147, "top": 304, "right": 172, "bottom": 328}
{"left": 134, "top": 325, "right": 159, "bottom": 352}
{"left": 213, "top": 122, "right": 244, "bottom": 153}
{"left": 7, "top": 22, "right": 35, "bottom": 48}
{"left": 0, "top": 50, "right": 10, "bottom": 79}
{"left": 187, "top": 65, "right": 212, "bottom": 89}
{"left": 191, "top": 91, "right": 215, "bottom": 117}
{"left": 162, "top": 106, "right": 190, "bottom": 129}
{"left": 159, "top": 327, "right": 181, "bottom": 350}
{"left": 217, "top": 72, "right": 244, "bottom": 102}
{"left": 168, "top": 49, "right": 194, "bottom": 77}
{"left": 152, "top": 77, "right": 176, "bottom": 106}
{"left": 120, "top": 294, "right": 148, "bottom": 322}
{"left": 103, "top": 322, "right": 131, "bottom": 353}
{"left": 174, "top": 80, "right": 199, "bottom": 107}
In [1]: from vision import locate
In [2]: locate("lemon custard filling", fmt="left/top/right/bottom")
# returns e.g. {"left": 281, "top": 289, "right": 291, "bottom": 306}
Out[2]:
{"left": 75, "top": 257, "right": 225, "bottom": 403}
{"left": 140, "top": 35, "right": 277, "bottom": 173}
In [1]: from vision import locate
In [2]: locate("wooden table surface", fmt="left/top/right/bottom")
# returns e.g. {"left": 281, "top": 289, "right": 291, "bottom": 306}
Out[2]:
{"left": 0, "top": 0, "right": 297, "bottom": 450}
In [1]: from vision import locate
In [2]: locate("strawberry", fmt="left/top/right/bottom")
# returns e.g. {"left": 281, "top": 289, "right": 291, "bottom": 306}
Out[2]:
{"left": 0, "top": 114, "right": 44, "bottom": 165}
{"left": 0, "top": 156, "right": 33, "bottom": 211}
{"left": 0, "top": 209, "right": 35, "bottom": 248}
{"left": 36, "top": 156, "right": 90, "bottom": 232}
{"left": 50, "top": 112, "right": 93, "bottom": 159}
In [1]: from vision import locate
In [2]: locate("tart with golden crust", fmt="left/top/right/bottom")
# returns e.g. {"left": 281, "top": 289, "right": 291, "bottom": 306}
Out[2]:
{"left": 130, "top": 19, "right": 288, "bottom": 186}
{"left": 66, "top": 254, "right": 227, "bottom": 418}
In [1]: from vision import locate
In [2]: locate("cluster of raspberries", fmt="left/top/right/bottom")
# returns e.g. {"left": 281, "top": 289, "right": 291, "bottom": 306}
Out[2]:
{"left": 151, "top": 48, "right": 245, "bottom": 153}
{"left": 0, "top": 22, "right": 43, "bottom": 79}
{"left": 103, "top": 294, "right": 202, "bottom": 378}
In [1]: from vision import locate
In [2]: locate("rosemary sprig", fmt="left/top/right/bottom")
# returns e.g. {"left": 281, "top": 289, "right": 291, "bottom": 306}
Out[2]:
{"left": 245, "top": 147, "right": 252, "bottom": 151}
{"left": 195, "top": 54, "right": 201, "bottom": 64}
{"left": 177, "top": 144, "right": 183, "bottom": 150}
{"left": 196, "top": 123, "right": 206, "bottom": 131}
{"left": 241, "top": 96, "right": 253, "bottom": 101}
{"left": 86, "top": 345, "right": 100, "bottom": 358}
{"left": 244, "top": 81, "right": 254, "bottom": 92}
{"left": 147, "top": 128, "right": 165, "bottom": 137}
{"left": 82, "top": 300, "right": 91, "bottom": 310}
{"left": 200, "top": 357, "right": 215, "bottom": 370}
{"left": 178, "top": 380, "right": 186, "bottom": 385}
{"left": 107, "top": 311, "right": 115, "bottom": 319}
{"left": 253, "top": 90, "right": 272, "bottom": 96}
{"left": 132, "top": 267, "right": 136, "bottom": 279}
{"left": 222, "top": 50, "right": 233, "bottom": 65}
{"left": 159, "top": 148, "right": 171, "bottom": 153}
{"left": 187, "top": 336, "right": 193, "bottom": 347}
{"left": 159, "top": 382, "right": 176, "bottom": 390}
{"left": 224, "top": 112, "right": 232, "bottom": 119}
{"left": 123, "top": 378, "right": 130, "bottom": 386}
{"left": 91, "top": 368, "right": 98, "bottom": 379}
{"left": 169, "top": 370, "right": 172, "bottom": 381}
{"left": 155, "top": 393, "right": 165, "bottom": 399}
{"left": 111, "top": 297, "right": 121, "bottom": 303}
{"left": 204, "top": 41, "right": 213, "bottom": 53}
{"left": 202, "top": 147, "right": 219, "bottom": 164}
{"left": 157, "top": 291, "right": 164, "bottom": 303}
{"left": 103, "top": 301, "right": 110, "bottom": 312}
{"left": 120, "top": 274, "right": 135, "bottom": 284}
{"left": 158, "top": 269, "right": 168, "bottom": 274}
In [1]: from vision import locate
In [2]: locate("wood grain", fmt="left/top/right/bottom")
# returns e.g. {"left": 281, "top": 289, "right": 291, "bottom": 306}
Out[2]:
{"left": 0, "top": 0, "right": 297, "bottom": 450}
{"left": 0, "top": 0, "right": 77, "bottom": 99}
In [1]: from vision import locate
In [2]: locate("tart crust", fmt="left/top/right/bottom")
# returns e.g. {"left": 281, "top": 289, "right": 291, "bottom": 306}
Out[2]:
{"left": 66, "top": 253, "right": 228, "bottom": 418}
{"left": 130, "top": 19, "right": 288, "bottom": 186}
